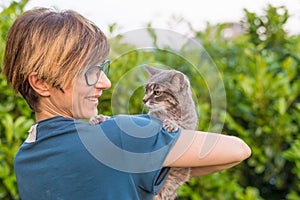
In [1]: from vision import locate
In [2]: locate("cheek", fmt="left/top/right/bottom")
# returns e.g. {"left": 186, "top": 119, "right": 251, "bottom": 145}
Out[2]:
{"left": 158, "top": 95, "right": 177, "bottom": 107}
{"left": 72, "top": 81, "right": 91, "bottom": 100}
{"left": 60, "top": 87, "right": 74, "bottom": 108}
{"left": 72, "top": 84, "right": 98, "bottom": 118}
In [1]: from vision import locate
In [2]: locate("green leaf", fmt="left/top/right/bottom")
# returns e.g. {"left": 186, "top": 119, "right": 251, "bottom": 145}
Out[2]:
{"left": 278, "top": 97, "right": 287, "bottom": 115}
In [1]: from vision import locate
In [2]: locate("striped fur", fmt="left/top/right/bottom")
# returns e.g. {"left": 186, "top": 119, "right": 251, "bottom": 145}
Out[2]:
{"left": 143, "top": 66, "right": 198, "bottom": 200}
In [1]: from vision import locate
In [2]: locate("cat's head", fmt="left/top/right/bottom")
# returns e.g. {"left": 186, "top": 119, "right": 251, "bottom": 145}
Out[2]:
{"left": 143, "top": 65, "right": 191, "bottom": 112}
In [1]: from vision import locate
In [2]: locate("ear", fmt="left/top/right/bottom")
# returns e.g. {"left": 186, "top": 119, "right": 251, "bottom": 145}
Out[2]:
{"left": 171, "top": 73, "right": 185, "bottom": 87}
{"left": 28, "top": 72, "right": 50, "bottom": 97}
{"left": 144, "top": 65, "right": 161, "bottom": 76}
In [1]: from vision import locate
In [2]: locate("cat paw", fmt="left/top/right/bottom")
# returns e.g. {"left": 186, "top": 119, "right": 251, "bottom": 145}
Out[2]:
{"left": 89, "top": 115, "right": 110, "bottom": 125}
{"left": 163, "top": 119, "right": 179, "bottom": 133}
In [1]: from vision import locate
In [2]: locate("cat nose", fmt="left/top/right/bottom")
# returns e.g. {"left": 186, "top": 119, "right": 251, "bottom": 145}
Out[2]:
{"left": 142, "top": 97, "right": 147, "bottom": 104}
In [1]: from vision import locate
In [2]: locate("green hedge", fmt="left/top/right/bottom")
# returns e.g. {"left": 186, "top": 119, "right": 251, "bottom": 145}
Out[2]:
{"left": 0, "top": 1, "right": 299, "bottom": 199}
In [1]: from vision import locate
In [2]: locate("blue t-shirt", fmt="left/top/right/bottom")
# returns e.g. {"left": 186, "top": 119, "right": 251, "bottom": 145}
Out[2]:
{"left": 14, "top": 114, "right": 181, "bottom": 200}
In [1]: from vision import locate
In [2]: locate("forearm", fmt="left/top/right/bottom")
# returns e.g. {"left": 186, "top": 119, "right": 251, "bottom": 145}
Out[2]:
{"left": 164, "top": 130, "right": 251, "bottom": 167}
{"left": 190, "top": 161, "right": 241, "bottom": 177}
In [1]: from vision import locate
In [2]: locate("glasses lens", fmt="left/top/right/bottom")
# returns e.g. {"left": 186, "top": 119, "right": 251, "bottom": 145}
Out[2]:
{"left": 85, "top": 60, "right": 110, "bottom": 86}
{"left": 102, "top": 60, "right": 110, "bottom": 76}
{"left": 86, "top": 67, "right": 100, "bottom": 86}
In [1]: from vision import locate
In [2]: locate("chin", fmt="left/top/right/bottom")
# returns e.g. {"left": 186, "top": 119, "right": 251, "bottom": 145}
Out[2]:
{"left": 90, "top": 110, "right": 98, "bottom": 118}
{"left": 74, "top": 110, "right": 97, "bottom": 120}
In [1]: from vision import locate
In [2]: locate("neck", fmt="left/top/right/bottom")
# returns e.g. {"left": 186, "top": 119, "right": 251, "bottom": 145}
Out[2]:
{"left": 35, "top": 100, "right": 73, "bottom": 122}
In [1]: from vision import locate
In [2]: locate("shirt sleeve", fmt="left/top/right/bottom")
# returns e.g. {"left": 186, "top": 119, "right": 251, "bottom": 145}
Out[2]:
{"left": 129, "top": 125, "right": 181, "bottom": 195}
{"left": 111, "top": 114, "right": 181, "bottom": 194}
{"left": 77, "top": 114, "right": 181, "bottom": 194}
{"left": 100, "top": 114, "right": 181, "bottom": 172}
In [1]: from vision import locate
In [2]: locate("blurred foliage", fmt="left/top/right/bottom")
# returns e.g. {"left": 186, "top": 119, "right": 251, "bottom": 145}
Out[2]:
{"left": 0, "top": 1, "right": 299, "bottom": 200}
{"left": 189, "top": 4, "right": 300, "bottom": 200}
{"left": 0, "top": 1, "right": 32, "bottom": 199}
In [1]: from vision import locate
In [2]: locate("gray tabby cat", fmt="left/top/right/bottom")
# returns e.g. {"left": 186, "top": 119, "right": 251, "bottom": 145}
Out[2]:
{"left": 143, "top": 65, "right": 198, "bottom": 200}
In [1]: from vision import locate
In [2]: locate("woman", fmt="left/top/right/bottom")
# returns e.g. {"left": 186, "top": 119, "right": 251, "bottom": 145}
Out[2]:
{"left": 3, "top": 8, "right": 251, "bottom": 200}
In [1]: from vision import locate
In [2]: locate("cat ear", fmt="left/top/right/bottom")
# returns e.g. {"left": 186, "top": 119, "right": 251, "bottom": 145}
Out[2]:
{"left": 171, "top": 73, "right": 189, "bottom": 91}
{"left": 144, "top": 65, "right": 161, "bottom": 76}
{"left": 171, "top": 73, "right": 185, "bottom": 86}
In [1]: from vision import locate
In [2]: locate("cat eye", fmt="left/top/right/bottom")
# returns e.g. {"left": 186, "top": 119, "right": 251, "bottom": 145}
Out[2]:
{"left": 154, "top": 91, "right": 162, "bottom": 96}
{"left": 84, "top": 59, "right": 110, "bottom": 86}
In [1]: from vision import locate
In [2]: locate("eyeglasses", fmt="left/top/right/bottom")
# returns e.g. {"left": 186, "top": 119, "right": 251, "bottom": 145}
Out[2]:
{"left": 84, "top": 59, "right": 110, "bottom": 86}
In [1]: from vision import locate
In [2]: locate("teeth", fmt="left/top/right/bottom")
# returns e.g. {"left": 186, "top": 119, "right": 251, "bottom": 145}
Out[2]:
{"left": 87, "top": 97, "right": 98, "bottom": 101}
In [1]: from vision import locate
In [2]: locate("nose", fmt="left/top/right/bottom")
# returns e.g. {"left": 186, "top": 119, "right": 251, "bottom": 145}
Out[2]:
{"left": 143, "top": 95, "right": 149, "bottom": 104}
{"left": 94, "top": 73, "right": 111, "bottom": 90}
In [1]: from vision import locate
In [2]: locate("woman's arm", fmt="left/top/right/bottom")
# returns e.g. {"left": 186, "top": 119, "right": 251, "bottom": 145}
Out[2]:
{"left": 189, "top": 162, "right": 241, "bottom": 177}
{"left": 163, "top": 130, "right": 251, "bottom": 171}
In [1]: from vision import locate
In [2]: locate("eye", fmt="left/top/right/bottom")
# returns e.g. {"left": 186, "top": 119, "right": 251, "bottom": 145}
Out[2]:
{"left": 154, "top": 91, "right": 162, "bottom": 96}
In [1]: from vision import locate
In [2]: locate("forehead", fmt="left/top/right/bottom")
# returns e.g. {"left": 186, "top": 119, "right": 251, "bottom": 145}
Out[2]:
{"left": 145, "top": 82, "right": 167, "bottom": 91}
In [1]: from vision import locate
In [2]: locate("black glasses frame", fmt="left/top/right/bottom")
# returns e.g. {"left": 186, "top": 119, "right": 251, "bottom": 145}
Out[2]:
{"left": 84, "top": 59, "right": 110, "bottom": 86}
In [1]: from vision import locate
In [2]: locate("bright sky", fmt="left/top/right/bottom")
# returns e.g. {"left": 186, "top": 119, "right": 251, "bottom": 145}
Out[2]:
{"left": 3, "top": 0, "right": 300, "bottom": 35}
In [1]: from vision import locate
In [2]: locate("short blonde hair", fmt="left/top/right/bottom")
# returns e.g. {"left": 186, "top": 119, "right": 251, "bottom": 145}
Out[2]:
{"left": 2, "top": 8, "right": 109, "bottom": 111}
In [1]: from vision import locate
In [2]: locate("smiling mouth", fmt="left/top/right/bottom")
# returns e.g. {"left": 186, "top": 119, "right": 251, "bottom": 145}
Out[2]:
{"left": 85, "top": 95, "right": 100, "bottom": 105}
{"left": 86, "top": 91, "right": 102, "bottom": 101}
{"left": 86, "top": 97, "right": 99, "bottom": 101}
